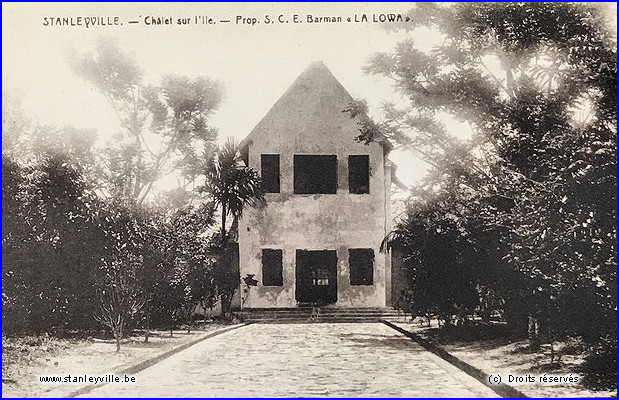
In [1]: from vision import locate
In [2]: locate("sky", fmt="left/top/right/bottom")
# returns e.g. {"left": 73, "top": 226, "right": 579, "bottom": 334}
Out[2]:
{"left": 2, "top": 2, "right": 431, "bottom": 190}
{"left": 3, "top": 2, "right": 616, "bottom": 194}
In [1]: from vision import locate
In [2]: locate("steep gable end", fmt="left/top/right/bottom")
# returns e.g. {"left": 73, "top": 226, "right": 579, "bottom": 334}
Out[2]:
{"left": 240, "top": 61, "right": 387, "bottom": 154}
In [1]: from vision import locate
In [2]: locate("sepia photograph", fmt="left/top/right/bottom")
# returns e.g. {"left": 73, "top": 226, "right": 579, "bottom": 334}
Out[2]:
{"left": 2, "top": 2, "right": 617, "bottom": 398}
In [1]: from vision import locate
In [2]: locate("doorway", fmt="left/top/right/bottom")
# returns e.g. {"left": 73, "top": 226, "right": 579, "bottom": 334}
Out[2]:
{"left": 295, "top": 250, "right": 337, "bottom": 305}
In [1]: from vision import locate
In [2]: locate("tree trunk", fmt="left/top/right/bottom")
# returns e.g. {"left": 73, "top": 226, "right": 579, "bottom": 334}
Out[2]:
{"left": 144, "top": 311, "right": 150, "bottom": 343}
{"left": 220, "top": 204, "right": 228, "bottom": 319}
{"left": 144, "top": 312, "right": 150, "bottom": 343}
{"left": 498, "top": 54, "right": 515, "bottom": 96}
{"left": 113, "top": 318, "right": 124, "bottom": 352}
{"left": 220, "top": 294, "right": 232, "bottom": 319}
{"left": 528, "top": 316, "right": 540, "bottom": 352}
{"left": 200, "top": 300, "right": 208, "bottom": 327}
{"left": 221, "top": 203, "right": 227, "bottom": 240}
{"left": 133, "top": 130, "right": 142, "bottom": 199}
{"left": 115, "top": 332, "right": 121, "bottom": 352}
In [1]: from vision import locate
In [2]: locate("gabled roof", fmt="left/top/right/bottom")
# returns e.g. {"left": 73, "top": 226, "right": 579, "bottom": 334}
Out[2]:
{"left": 239, "top": 61, "right": 393, "bottom": 155}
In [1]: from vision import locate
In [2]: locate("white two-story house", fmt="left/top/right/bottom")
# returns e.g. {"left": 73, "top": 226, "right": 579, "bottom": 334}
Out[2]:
{"left": 236, "top": 61, "right": 398, "bottom": 309}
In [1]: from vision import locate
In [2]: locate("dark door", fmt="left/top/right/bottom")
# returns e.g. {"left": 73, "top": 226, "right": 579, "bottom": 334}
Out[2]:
{"left": 295, "top": 250, "right": 337, "bottom": 305}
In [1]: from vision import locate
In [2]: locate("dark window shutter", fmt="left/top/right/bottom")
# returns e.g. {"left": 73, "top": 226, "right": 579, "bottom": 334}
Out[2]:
{"left": 349, "top": 248, "right": 374, "bottom": 286}
{"left": 262, "top": 249, "right": 283, "bottom": 286}
{"left": 348, "top": 155, "right": 369, "bottom": 194}
{"left": 261, "top": 154, "right": 280, "bottom": 193}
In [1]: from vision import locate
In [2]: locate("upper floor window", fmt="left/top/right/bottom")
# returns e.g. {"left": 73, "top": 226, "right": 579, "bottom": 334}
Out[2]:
{"left": 348, "top": 155, "right": 369, "bottom": 194}
{"left": 293, "top": 155, "right": 337, "bottom": 194}
{"left": 261, "top": 154, "right": 280, "bottom": 193}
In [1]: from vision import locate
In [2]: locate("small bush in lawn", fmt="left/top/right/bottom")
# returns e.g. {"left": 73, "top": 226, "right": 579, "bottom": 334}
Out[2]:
{"left": 560, "top": 337, "right": 586, "bottom": 356}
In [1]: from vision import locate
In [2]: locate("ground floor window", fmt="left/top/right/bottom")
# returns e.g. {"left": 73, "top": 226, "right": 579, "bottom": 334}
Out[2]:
{"left": 262, "top": 249, "right": 283, "bottom": 286}
{"left": 261, "top": 247, "right": 375, "bottom": 288}
{"left": 349, "top": 248, "right": 374, "bottom": 286}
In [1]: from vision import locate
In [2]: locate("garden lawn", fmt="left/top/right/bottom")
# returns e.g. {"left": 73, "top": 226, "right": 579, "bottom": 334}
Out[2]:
{"left": 392, "top": 319, "right": 616, "bottom": 398}
{"left": 2, "top": 324, "right": 226, "bottom": 398}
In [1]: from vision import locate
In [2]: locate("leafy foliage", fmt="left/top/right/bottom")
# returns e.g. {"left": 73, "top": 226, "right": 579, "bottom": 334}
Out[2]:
{"left": 1, "top": 105, "right": 222, "bottom": 342}
{"left": 201, "top": 139, "right": 265, "bottom": 316}
{"left": 69, "top": 38, "right": 223, "bottom": 204}
{"left": 3, "top": 41, "right": 229, "bottom": 348}
{"left": 2, "top": 153, "right": 221, "bottom": 339}
{"left": 2, "top": 91, "right": 32, "bottom": 159}
{"left": 203, "top": 139, "right": 265, "bottom": 236}
{"left": 139, "top": 203, "right": 218, "bottom": 332}
{"left": 363, "top": 2, "right": 616, "bottom": 386}
{"left": 2, "top": 155, "right": 103, "bottom": 333}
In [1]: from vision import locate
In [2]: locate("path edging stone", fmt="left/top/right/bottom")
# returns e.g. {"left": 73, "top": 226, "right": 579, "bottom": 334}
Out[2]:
{"left": 382, "top": 320, "right": 527, "bottom": 398}
{"left": 64, "top": 323, "right": 250, "bottom": 398}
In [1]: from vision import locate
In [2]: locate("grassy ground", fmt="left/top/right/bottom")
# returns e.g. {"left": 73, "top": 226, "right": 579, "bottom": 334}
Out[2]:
{"left": 393, "top": 318, "right": 617, "bottom": 398}
{"left": 2, "top": 324, "right": 225, "bottom": 398}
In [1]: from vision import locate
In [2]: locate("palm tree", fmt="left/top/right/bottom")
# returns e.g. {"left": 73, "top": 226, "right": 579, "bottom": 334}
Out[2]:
{"left": 203, "top": 139, "right": 265, "bottom": 316}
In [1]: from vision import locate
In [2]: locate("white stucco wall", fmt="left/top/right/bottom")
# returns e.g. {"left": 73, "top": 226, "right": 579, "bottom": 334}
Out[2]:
{"left": 237, "top": 62, "right": 391, "bottom": 308}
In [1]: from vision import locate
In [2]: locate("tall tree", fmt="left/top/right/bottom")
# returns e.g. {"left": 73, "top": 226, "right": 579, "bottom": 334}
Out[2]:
{"left": 361, "top": 2, "right": 615, "bottom": 378}
{"left": 70, "top": 38, "right": 223, "bottom": 205}
{"left": 203, "top": 139, "right": 265, "bottom": 240}
{"left": 139, "top": 202, "right": 217, "bottom": 336}
{"left": 93, "top": 200, "right": 147, "bottom": 351}
{"left": 202, "top": 139, "right": 265, "bottom": 316}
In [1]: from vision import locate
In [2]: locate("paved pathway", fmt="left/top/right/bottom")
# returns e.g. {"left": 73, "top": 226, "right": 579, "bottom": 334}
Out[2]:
{"left": 80, "top": 323, "right": 498, "bottom": 397}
